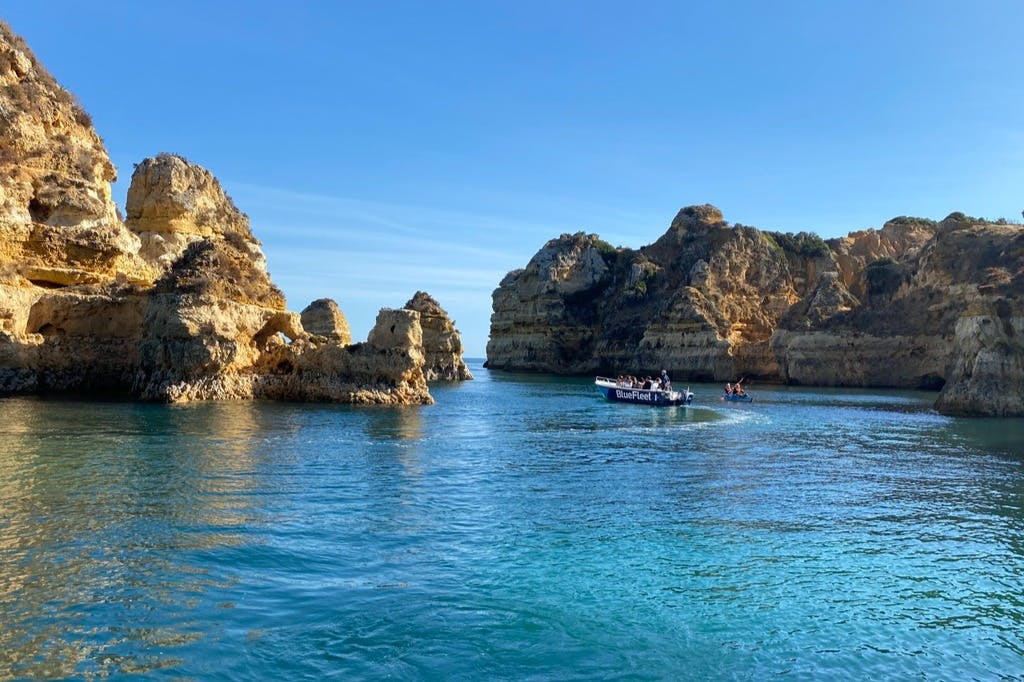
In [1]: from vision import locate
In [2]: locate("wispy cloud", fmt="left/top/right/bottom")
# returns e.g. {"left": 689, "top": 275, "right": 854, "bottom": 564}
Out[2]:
{"left": 228, "top": 180, "right": 670, "bottom": 248}
{"left": 223, "top": 179, "right": 673, "bottom": 355}
{"left": 258, "top": 224, "right": 517, "bottom": 263}
{"left": 229, "top": 181, "right": 569, "bottom": 242}
{"left": 270, "top": 252, "right": 505, "bottom": 290}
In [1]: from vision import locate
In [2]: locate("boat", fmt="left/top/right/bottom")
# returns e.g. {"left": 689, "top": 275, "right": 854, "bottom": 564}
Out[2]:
{"left": 722, "top": 393, "right": 753, "bottom": 402}
{"left": 595, "top": 377, "right": 693, "bottom": 406}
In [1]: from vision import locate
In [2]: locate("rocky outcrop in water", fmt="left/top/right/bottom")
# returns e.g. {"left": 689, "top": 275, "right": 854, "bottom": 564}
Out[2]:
{"left": 487, "top": 206, "right": 1024, "bottom": 416}
{"left": 487, "top": 206, "right": 815, "bottom": 378}
{"left": 404, "top": 291, "right": 473, "bottom": 381}
{"left": 0, "top": 20, "right": 473, "bottom": 405}
{"left": 300, "top": 298, "right": 351, "bottom": 344}
{"left": 922, "top": 221, "right": 1024, "bottom": 416}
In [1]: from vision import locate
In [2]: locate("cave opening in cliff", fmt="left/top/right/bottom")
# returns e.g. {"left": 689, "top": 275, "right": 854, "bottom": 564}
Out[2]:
{"left": 918, "top": 374, "right": 946, "bottom": 391}
{"left": 34, "top": 322, "right": 65, "bottom": 338}
{"left": 27, "top": 197, "right": 53, "bottom": 223}
{"left": 27, "top": 279, "right": 67, "bottom": 289}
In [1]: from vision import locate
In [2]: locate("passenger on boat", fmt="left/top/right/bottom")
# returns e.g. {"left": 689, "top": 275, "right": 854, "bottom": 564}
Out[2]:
{"left": 661, "top": 370, "right": 671, "bottom": 391}
{"left": 724, "top": 382, "right": 733, "bottom": 395}
{"left": 734, "top": 378, "right": 746, "bottom": 397}
{"left": 642, "top": 377, "right": 652, "bottom": 390}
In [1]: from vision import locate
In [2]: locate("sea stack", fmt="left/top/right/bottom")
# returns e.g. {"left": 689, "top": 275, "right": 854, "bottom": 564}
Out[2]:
{"left": 404, "top": 291, "right": 473, "bottom": 381}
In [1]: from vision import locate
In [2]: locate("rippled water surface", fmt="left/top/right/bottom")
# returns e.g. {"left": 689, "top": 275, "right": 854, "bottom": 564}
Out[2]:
{"left": 2, "top": 361, "right": 1024, "bottom": 679}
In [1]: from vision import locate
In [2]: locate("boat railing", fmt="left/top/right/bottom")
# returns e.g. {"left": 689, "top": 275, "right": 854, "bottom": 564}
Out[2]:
{"left": 597, "top": 376, "right": 685, "bottom": 396}
{"left": 596, "top": 376, "right": 695, "bottom": 405}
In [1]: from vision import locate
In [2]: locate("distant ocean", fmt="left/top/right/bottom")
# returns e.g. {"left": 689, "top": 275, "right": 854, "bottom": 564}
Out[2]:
{"left": 2, "top": 360, "right": 1024, "bottom": 680}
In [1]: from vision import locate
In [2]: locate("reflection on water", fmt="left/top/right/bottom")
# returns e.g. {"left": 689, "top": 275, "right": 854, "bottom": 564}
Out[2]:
{"left": 2, "top": 366, "right": 1024, "bottom": 679}
{"left": 365, "top": 405, "right": 425, "bottom": 442}
{"left": 0, "top": 398, "right": 275, "bottom": 678}
{"left": 942, "top": 416, "right": 1024, "bottom": 456}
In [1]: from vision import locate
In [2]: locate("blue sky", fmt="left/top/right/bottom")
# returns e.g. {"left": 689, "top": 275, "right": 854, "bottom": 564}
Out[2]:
{"left": 5, "top": 1, "right": 1024, "bottom": 355}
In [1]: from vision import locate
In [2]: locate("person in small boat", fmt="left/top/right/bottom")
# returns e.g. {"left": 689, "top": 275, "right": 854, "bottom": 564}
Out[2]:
{"left": 724, "top": 382, "right": 733, "bottom": 396}
{"left": 642, "top": 376, "right": 652, "bottom": 390}
{"left": 734, "top": 377, "right": 746, "bottom": 397}
{"left": 660, "top": 370, "right": 671, "bottom": 391}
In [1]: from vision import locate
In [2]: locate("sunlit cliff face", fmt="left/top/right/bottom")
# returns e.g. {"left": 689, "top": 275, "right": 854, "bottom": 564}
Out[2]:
{"left": 0, "top": 21, "right": 476, "bottom": 406}
{"left": 487, "top": 209, "right": 1024, "bottom": 416}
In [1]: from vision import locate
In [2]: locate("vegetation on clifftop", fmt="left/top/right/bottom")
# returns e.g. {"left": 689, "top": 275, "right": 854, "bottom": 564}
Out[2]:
{"left": 592, "top": 237, "right": 618, "bottom": 258}
{"left": 885, "top": 215, "right": 937, "bottom": 227}
{"left": 764, "top": 230, "right": 832, "bottom": 258}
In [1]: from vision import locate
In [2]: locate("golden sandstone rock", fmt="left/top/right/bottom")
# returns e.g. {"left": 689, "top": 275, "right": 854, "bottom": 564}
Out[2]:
{"left": 487, "top": 208, "right": 1024, "bottom": 416}
{"left": 404, "top": 291, "right": 473, "bottom": 381}
{"left": 0, "top": 20, "right": 471, "bottom": 405}
{"left": 300, "top": 298, "right": 352, "bottom": 344}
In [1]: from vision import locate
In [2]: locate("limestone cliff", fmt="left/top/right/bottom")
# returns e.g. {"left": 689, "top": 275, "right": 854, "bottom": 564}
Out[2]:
{"left": 1, "top": 20, "right": 146, "bottom": 395}
{"left": 404, "top": 291, "right": 473, "bottom": 381}
{"left": 0, "top": 21, "right": 452, "bottom": 406}
{"left": 487, "top": 207, "right": 1024, "bottom": 416}
{"left": 0, "top": 22, "right": 151, "bottom": 290}
{"left": 913, "top": 219, "right": 1024, "bottom": 415}
{"left": 487, "top": 206, "right": 816, "bottom": 379}
{"left": 827, "top": 217, "right": 937, "bottom": 301}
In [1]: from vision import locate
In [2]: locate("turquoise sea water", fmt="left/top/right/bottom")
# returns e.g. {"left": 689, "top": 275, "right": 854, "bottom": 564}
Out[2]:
{"left": 2, "top": 360, "right": 1024, "bottom": 680}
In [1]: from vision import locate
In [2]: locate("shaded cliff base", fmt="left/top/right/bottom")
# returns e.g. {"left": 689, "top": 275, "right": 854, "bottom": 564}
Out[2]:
{"left": 486, "top": 205, "right": 1024, "bottom": 416}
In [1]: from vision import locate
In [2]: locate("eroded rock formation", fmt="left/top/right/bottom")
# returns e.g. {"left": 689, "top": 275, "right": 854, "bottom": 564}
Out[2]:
{"left": 0, "top": 21, "right": 471, "bottom": 405}
{"left": 300, "top": 298, "right": 351, "bottom": 344}
{"left": 404, "top": 291, "right": 473, "bottom": 381}
{"left": 126, "top": 153, "right": 263, "bottom": 271}
{"left": 487, "top": 207, "right": 1024, "bottom": 416}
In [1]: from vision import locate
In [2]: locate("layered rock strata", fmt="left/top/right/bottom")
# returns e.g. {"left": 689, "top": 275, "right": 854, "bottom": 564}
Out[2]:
{"left": 0, "top": 21, "right": 472, "bottom": 405}
{"left": 300, "top": 298, "right": 352, "bottom": 344}
{"left": 404, "top": 291, "right": 473, "bottom": 381}
{"left": 487, "top": 207, "right": 1024, "bottom": 416}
